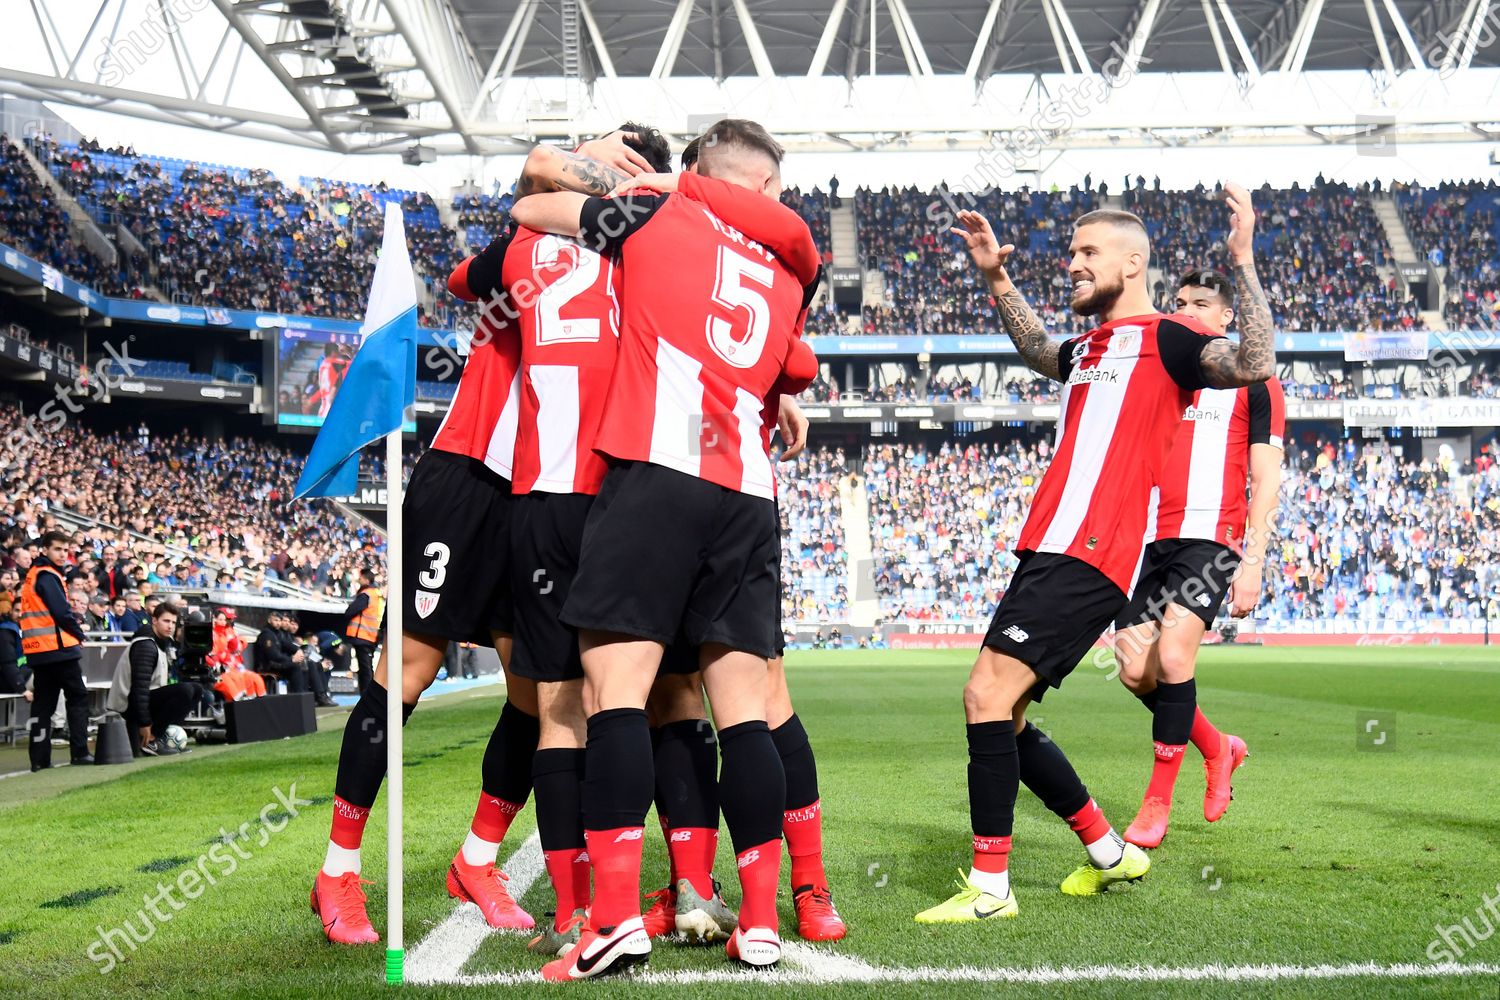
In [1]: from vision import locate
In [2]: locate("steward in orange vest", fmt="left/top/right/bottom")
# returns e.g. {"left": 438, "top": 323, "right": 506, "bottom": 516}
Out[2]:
{"left": 22, "top": 532, "right": 92, "bottom": 770}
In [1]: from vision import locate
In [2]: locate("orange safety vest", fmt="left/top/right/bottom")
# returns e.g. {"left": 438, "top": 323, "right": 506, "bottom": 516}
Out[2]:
{"left": 20, "top": 565, "right": 83, "bottom": 656}
{"left": 346, "top": 586, "right": 384, "bottom": 643}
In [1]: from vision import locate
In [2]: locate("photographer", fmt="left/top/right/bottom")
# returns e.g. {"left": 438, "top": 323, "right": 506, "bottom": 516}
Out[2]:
{"left": 107, "top": 602, "right": 202, "bottom": 757}
{"left": 296, "top": 627, "right": 339, "bottom": 707}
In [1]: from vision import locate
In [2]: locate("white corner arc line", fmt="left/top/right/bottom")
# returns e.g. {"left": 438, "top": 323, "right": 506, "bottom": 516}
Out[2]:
{"left": 432, "top": 959, "right": 1500, "bottom": 987}
{"left": 406, "top": 831, "right": 544, "bottom": 984}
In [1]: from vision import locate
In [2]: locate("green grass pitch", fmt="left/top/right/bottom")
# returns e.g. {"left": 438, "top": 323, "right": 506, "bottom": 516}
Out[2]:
{"left": 2, "top": 647, "right": 1498, "bottom": 998}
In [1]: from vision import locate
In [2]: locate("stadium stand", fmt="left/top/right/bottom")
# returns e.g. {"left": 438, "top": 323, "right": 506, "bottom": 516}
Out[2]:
{"left": 778, "top": 446, "right": 850, "bottom": 625}
{"left": 1395, "top": 179, "right": 1500, "bottom": 330}
{"left": 0, "top": 403, "right": 383, "bottom": 600}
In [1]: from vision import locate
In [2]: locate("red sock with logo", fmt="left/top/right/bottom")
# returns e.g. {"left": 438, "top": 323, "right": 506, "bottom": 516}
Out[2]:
{"left": 1065, "top": 798, "right": 1112, "bottom": 846}
{"left": 971, "top": 834, "right": 1012, "bottom": 874}
{"left": 784, "top": 800, "right": 827, "bottom": 889}
{"left": 330, "top": 795, "right": 369, "bottom": 850}
{"left": 585, "top": 827, "right": 644, "bottom": 930}
{"left": 471, "top": 792, "right": 524, "bottom": 844}
{"left": 669, "top": 827, "right": 718, "bottom": 898}
{"left": 543, "top": 848, "right": 592, "bottom": 930}
{"left": 735, "top": 840, "right": 783, "bottom": 930}
{"left": 1190, "top": 707, "right": 1224, "bottom": 759}
{"left": 1145, "top": 742, "right": 1187, "bottom": 804}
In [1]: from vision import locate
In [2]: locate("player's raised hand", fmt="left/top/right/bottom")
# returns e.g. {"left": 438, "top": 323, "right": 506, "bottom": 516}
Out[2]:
{"left": 950, "top": 210, "right": 1016, "bottom": 280}
{"left": 576, "top": 131, "right": 654, "bottom": 178}
{"left": 1220, "top": 181, "right": 1256, "bottom": 263}
{"left": 608, "top": 172, "right": 680, "bottom": 198}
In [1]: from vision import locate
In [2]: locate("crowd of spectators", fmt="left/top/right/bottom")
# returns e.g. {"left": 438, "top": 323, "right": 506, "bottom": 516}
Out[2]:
{"left": 1396, "top": 179, "right": 1500, "bottom": 331}
{"left": 0, "top": 404, "right": 384, "bottom": 603}
{"left": 16, "top": 133, "right": 1500, "bottom": 342}
{"left": 858, "top": 435, "right": 1499, "bottom": 626}
{"left": 26, "top": 135, "right": 459, "bottom": 324}
{"left": 855, "top": 184, "right": 1097, "bottom": 339}
{"left": 1260, "top": 438, "right": 1500, "bottom": 623}
{"left": 1129, "top": 176, "right": 1421, "bottom": 332}
{"left": 0, "top": 135, "right": 134, "bottom": 295}
{"left": 778, "top": 446, "right": 850, "bottom": 625}
{"left": 863, "top": 440, "right": 1036, "bottom": 621}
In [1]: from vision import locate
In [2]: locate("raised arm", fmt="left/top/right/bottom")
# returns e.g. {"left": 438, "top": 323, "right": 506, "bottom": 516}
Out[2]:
{"left": 508, "top": 192, "right": 590, "bottom": 239}
{"left": 1198, "top": 183, "right": 1276, "bottom": 388}
{"left": 515, "top": 132, "right": 652, "bottom": 199}
{"left": 951, "top": 210, "right": 1062, "bottom": 381}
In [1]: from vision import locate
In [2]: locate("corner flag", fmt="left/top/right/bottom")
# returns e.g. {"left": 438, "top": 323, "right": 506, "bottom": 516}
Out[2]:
{"left": 294, "top": 201, "right": 418, "bottom": 500}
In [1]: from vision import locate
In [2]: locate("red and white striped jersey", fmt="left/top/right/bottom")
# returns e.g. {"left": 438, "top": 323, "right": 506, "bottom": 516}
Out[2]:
{"left": 1148, "top": 378, "right": 1285, "bottom": 548}
{"left": 501, "top": 225, "right": 619, "bottom": 495}
{"left": 1017, "top": 313, "right": 1222, "bottom": 593}
{"left": 575, "top": 187, "right": 820, "bottom": 500}
{"left": 427, "top": 314, "right": 521, "bottom": 479}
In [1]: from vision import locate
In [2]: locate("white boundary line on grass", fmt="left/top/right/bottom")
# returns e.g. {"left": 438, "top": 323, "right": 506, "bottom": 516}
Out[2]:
{"left": 406, "top": 831, "right": 545, "bottom": 984}
{"left": 404, "top": 837, "right": 1500, "bottom": 988}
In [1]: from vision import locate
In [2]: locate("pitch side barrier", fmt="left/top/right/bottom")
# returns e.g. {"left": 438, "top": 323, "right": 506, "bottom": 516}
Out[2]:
{"left": 830, "top": 620, "right": 1497, "bottom": 649}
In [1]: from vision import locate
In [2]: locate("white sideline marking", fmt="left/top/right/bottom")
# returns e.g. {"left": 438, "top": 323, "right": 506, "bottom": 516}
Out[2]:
{"left": 405, "top": 831, "right": 544, "bottom": 984}
{"left": 432, "top": 959, "right": 1500, "bottom": 987}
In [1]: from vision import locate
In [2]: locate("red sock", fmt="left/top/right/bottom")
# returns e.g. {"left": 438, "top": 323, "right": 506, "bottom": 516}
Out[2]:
{"left": 470, "top": 792, "right": 524, "bottom": 844}
{"left": 330, "top": 796, "right": 370, "bottom": 850}
{"left": 971, "top": 834, "right": 1012, "bottom": 874}
{"left": 543, "top": 848, "right": 592, "bottom": 929}
{"left": 657, "top": 813, "right": 674, "bottom": 885}
{"left": 584, "top": 827, "right": 644, "bottom": 930}
{"left": 668, "top": 827, "right": 718, "bottom": 898}
{"left": 1190, "top": 708, "right": 1223, "bottom": 759}
{"left": 1144, "top": 742, "right": 1187, "bottom": 804}
{"left": 784, "top": 800, "right": 827, "bottom": 890}
{"left": 1065, "top": 798, "right": 1112, "bottom": 846}
{"left": 735, "top": 840, "right": 782, "bottom": 930}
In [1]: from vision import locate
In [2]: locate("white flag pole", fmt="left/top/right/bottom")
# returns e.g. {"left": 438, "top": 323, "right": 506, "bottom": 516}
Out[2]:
{"left": 385, "top": 423, "right": 405, "bottom": 985}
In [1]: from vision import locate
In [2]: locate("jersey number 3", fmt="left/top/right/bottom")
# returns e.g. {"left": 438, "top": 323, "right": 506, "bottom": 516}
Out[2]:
{"left": 707, "top": 246, "right": 774, "bottom": 369}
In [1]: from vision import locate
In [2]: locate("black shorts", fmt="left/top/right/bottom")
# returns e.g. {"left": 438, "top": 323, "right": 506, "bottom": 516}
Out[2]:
{"left": 403, "top": 450, "right": 513, "bottom": 644}
{"left": 509, "top": 491, "right": 593, "bottom": 683}
{"left": 561, "top": 461, "right": 779, "bottom": 659}
{"left": 983, "top": 552, "right": 1125, "bottom": 699}
{"left": 1115, "top": 539, "right": 1240, "bottom": 630}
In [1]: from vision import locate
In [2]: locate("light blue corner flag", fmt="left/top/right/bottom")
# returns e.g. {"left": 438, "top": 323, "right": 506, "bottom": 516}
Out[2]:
{"left": 295, "top": 202, "right": 418, "bottom": 499}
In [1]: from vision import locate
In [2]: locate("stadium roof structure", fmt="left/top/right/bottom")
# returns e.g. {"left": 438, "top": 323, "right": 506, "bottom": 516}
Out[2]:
{"left": 3, "top": 0, "right": 1500, "bottom": 156}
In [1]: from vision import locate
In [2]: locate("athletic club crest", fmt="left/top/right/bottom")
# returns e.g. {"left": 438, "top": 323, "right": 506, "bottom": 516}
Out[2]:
{"left": 414, "top": 590, "right": 440, "bottom": 619}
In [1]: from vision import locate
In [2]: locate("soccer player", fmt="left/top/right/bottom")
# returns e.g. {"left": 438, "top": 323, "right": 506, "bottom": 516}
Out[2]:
{"left": 309, "top": 280, "right": 536, "bottom": 946}
{"left": 1112, "top": 267, "right": 1285, "bottom": 847}
{"left": 915, "top": 183, "right": 1275, "bottom": 924}
{"left": 510, "top": 118, "right": 821, "bottom": 978}
{"left": 648, "top": 131, "right": 847, "bottom": 946}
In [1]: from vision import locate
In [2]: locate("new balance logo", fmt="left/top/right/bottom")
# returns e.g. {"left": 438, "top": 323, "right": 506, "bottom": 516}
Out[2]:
{"left": 614, "top": 829, "right": 644, "bottom": 844}
{"left": 670, "top": 830, "right": 693, "bottom": 843}
{"left": 1195, "top": 593, "right": 1212, "bottom": 607}
{"left": 737, "top": 849, "right": 761, "bottom": 869}
{"left": 1001, "top": 625, "right": 1029, "bottom": 644}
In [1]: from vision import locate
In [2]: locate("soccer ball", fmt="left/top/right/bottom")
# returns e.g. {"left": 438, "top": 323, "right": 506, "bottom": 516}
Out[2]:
{"left": 164, "top": 725, "right": 189, "bottom": 752}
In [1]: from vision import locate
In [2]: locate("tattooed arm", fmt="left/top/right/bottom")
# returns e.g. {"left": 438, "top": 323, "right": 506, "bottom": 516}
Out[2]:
{"left": 951, "top": 210, "right": 1062, "bottom": 380}
{"left": 515, "top": 131, "right": 652, "bottom": 199}
{"left": 1198, "top": 183, "right": 1276, "bottom": 387}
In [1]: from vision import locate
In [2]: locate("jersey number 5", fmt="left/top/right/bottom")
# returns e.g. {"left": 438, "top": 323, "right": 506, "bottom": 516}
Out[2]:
{"left": 707, "top": 246, "right": 774, "bottom": 369}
